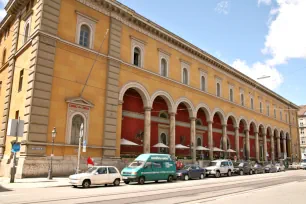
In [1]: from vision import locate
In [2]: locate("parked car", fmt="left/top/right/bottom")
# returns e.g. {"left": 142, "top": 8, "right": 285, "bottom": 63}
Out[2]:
{"left": 264, "top": 164, "right": 277, "bottom": 173}
{"left": 176, "top": 165, "right": 205, "bottom": 180}
{"left": 121, "top": 154, "right": 177, "bottom": 185}
{"left": 233, "top": 161, "right": 254, "bottom": 176}
{"left": 69, "top": 166, "right": 122, "bottom": 188}
{"left": 301, "top": 159, "right": 306, "bottom": 170}
{"left": 275, "top": 163, "right": 285, "bottom": 172}
{"left": 252, "top": 163, "right": 265, "bottom": 174}
{"left": 205, "top": 159, "right": 234, "bottom": 178}
{"left": 288, "top": 162, "right": 300, "bottom": 169}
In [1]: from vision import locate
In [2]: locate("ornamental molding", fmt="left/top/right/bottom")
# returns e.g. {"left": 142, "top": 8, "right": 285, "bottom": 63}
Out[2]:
{"left": 66, "top": 97, "right": 94, "bottom": 108}
{"left": 75, "top": 0, "right": 298, "bottom": 109}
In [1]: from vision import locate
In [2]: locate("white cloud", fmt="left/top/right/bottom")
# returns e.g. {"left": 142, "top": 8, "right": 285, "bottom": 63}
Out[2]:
{"left": 262, "top": 0, "right": 306, "bottom": 65}
{"left": 215, "top": 1, "right": 230, "bottom": 15}
{"left": 258, "top": 0, "right": 272, "bottom": 6}
{"left": 232, "top": 59, "right": 283, "bottom": 90}
{"left": 0, "top": 9, "right": 5, "bottom": 20}
{"left": 0, "top": 0, "right": 7, "bottom": 21}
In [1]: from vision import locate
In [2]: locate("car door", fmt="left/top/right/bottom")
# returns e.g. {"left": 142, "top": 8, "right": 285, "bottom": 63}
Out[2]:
{"left": 220, "top": 162, "right": 227, "bottom": 174}
{"left": 189, "top": 166, "right": 197, "bottom": 178}
{"left": 152, "top": 162, "right": 163, "bottom": 180}
{"left": 108, "top": 167, "right": 119, "bottom": 183}
{"left": 93, "top": 167, "right": 109, "bottom": 185}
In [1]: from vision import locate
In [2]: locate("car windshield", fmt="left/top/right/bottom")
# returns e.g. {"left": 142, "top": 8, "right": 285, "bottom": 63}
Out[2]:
{"left": 208, "top": 162, "right": 217, "bottom": 167}
{"left": 129, "top": 161, "right": 145, "bottom": 168}
{"left": 265, "top": 164, "right": 271, "bottom": 167}
{"left": 238, "top": 163, "right": 244, "bottom": 167}
{"left": 183, "top": 165, "right": 191, "bottom": 170}
{"left": 86, "top": 167, "right": 98, "bottom": 173}
{"left": 302, "top": 159, "right": 306, "bottom": 163}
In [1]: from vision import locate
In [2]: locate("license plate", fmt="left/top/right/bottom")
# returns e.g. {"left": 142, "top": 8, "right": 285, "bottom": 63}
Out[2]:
{"left": 122, "top": 176, "right": 128, "bottom": 179}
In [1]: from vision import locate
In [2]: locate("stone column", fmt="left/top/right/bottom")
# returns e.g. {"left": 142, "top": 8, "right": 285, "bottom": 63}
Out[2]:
{"left": 190, "top": 117, "right": 196, "bottom": 163}
{"left": 208, "top": 121, "right": 213, "bottom": 160}
{"left": 115, "top": 102, "right": 123, "bottom": 157}
{"left": 222, "top": 124, "right": 227, "bottom": 158}
{"left": 277, "top": 136, "right": 281, "bottom": 160}
{"left": 245, "top": 129, "right": 250, "bottom": 160}
{"left": 283, "top": 138, "right": 287, "bottom": 158}
{"left": 263, "top": 133, "right": 267, "bottom": 162}
{"left": 143, "top": 107, "right": 151, "bottom": 153}
{"left": 169, "top": 112, "right": 176, "bottom": 157}
{"left": 271, "top": 136, "right": 275, "bottom": 162}
{"left": 234, "top": 127, "right": 240, "bottom": 160}
{"left": 255, "top": 131, "right": 260, "bottom": 162}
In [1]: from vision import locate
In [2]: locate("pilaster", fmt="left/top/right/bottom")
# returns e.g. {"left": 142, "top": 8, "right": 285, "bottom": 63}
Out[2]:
{"left": 255, "top": 131, "right": 259, "bottom": 162}
{"left": 143, "top": 107, "right": 151, "bottom": 154}
{"left": 208, "top": 121, "right": 213, "bottom": 160}
{"left": 169, "top": 112, "right": 176, "bottom": 157}
{"left": 234, "top": 127, "right": 239, "bottom": 160}
{"left": 263, "top": 133, "right": 267, "bottom": 162}
{"left": 190, "top": 117, "right": 196, "bottom": 163}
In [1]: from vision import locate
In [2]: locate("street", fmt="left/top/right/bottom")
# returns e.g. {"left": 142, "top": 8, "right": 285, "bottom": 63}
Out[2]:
{"left": 0, "top": 170, "right": 305, "bottom": 204}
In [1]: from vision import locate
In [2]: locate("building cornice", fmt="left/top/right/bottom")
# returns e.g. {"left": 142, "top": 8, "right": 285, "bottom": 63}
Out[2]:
{"left": 76, "top": 0, "right": 298, "bottom": 109}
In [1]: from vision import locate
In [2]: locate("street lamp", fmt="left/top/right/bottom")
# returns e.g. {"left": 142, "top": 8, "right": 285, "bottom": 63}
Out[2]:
{"left": 48, "top": 127, "right": 56, "bottom": 180}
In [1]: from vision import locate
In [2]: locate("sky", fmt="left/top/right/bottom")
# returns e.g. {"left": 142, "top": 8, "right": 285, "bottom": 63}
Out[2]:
{"left": 0, "top": 0, "right": 305, "bottom": 105}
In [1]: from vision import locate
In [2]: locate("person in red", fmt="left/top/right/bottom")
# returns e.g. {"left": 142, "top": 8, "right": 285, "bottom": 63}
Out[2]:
{"left": 87, "top": 157, "right": 94, "bottom": 167}
{"left": 176, "top": 160, "right": 184, "bottom": 170}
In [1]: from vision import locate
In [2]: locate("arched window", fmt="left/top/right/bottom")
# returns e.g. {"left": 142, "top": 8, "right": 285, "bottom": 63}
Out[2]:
{"left": 229, "top": 89, "right": 233, "bottom": 102}
{"left": 161, "top": 58, "right": 167, "bottom": 77}
{"left": 260, "top": 102, "right": 262, "bottom": 113}
{"left": 250, "top": 98, "right": 254, "bottom": 110}
{"left": 70, "top": 114, "right": 84, "bottom": 145}
{"left": 280, "top": 111, "right": 282, "bottom": 120}
{"left": 216, "top": 83, "right": 221, "bottom": 97}
{"left": 267, "top": 105, "right": 270, "bottom": 116}
{"left": 197, "top": 137, "right": 202, "bottom": 146}
{"left": 133, "top": 47, "right": 141, "bottom": 66}
{"left": 274, "top": 108, "right": 276, "bottom": 118}
{"left": 79, "top": 24, "right": 90, "bottom": 47}
{"left": 159, "top": 111, "right": 168, "bottom": 119}
{"left": 196, "top": 119, "right": 202, "bottom": 126}
{"left": 2, "top": 49, "right": 6, "bottom": 65}
{"left": 241, "top": 94, "right": 244, "bottom": 106}
{"left": 24, "top": 24, "right": 30, "bottom": 43}
{"left": 201, "top": 76, "right": 205, "bottom": 91}
{"left": 183, "top": 68, "right": 188, "bottom": 84}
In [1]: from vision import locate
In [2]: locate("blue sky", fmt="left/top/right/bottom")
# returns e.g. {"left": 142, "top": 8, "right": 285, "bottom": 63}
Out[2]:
{"left": 0, "top": 0, "right": 305, "bottom": 105}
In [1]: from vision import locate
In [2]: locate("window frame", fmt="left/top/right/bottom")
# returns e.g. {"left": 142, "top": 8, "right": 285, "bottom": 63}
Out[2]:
{"left": 75, "top": 12, "right": 97, "bottom": 49}
{"left": 160, "top": 58, "right": 168, "bottom": 77}
{"left": 159, "top": 50, "right": 170, "bottom": 77}
{"left": 2, "top": 48, "right": 6, "bottom": 65}
{"left": 250, "top": 97, "right": 254, "bottom": 110}
{"left": 79, "top": 24, "right": 91, "bottom": 48}
{"left": 259, "top": 101, "right": 263, "bottom": 113}
{"left": 23, "top": 23, "right": 30, "bottom": 44}
{"left": 181, "top": 60, "right": 190, "bottom": 85}
{"left": 200, "top": 70, "right": 207, "bottom": 92}
{"left": 182, "top": 68, "right": 188, "bottom": 85}
{"left": 131, "top": 36, "right": 145, "bottom": 67}
{"left": 18, "top": 69, "right": 24, "bottom": 92}
{"left": 228, "top": 85, "right": 234, "bottom": 102}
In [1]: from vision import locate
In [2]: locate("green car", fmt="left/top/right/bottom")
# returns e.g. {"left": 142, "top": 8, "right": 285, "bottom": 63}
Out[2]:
{"left": 121, "top": 154, "right": 177, "bottom": 185}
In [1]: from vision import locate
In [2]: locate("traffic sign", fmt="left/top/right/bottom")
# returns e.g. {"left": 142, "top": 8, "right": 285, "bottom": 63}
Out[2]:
{"left": 11, "top": 143, "right": 20, "bottom": 153}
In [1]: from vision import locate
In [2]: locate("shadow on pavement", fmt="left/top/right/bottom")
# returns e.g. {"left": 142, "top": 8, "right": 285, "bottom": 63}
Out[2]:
{"left": 0, "top": 185, "right": 13, "bottom": 192}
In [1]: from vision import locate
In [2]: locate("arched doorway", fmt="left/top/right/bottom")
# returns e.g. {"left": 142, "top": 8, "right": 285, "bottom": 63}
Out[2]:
{"left": 249, "top": 121, "right": 257, "bottom": 160}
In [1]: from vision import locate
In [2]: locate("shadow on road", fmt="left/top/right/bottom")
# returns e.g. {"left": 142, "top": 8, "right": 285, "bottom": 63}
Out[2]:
{"left": 0, "top": 185, "right": 13, "bottom": 192}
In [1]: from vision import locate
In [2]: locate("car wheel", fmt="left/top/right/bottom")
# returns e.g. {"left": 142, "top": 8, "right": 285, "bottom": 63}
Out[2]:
{"left": 227, "top": 170, "right": 232, "bottom": 177}
{"left": 155, "top": 180, "right": 158, "bottom": 183}
{"left": 113, "top": 179, "right": 120, "bottom": 186}
{"left": 138, "top": 177, "right": 145, "bottom": 185}
{"left": 124, "top": 181, "right": 130, "bottom": 184}
{"left": 72, "top": 185, "right": 77, "bottom": 188}
{"left": 167, "top": 175, "right": 173, "bottom": 182}
{"left": 184, "top": 174, "right": 189, "bottom": 181}
{"left": 269, "top": 169, "right": 272, "bottom": 173}
{"left": 239, "top": 170, "right": 244, "bottom": 176}
{"left": 82, "top": 180, "right": 91, "bottom": 188}
{"left": 200, "top": 173, "right": 204, "bottom": 179}
{"left": 249, "top": 170, "right": 253, "bottom": 175}
{"left": 215, "top": 171, "right": 220, "bottom": 178}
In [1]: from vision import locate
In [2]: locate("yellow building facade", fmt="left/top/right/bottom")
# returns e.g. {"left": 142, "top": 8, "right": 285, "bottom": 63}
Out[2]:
{"left": 0, "top": 0, "right": 300, "bottom": 177}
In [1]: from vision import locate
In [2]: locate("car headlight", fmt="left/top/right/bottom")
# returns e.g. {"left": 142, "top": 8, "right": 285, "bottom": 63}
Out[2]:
{"left": 131, "top": 172, "right": 137, "bottom": 175}
{"left": 177, "top": 173, "right": 182, "bottom": 176}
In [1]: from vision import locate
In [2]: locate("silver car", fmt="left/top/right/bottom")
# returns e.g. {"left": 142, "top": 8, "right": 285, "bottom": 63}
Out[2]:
{"left": 275, "top": 163, "right": 285, "bottom": 172}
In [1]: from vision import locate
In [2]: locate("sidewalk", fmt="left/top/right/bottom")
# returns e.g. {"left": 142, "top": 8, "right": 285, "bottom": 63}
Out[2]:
{"left": 0, "top": 177, "right": 70, "bottom": 189}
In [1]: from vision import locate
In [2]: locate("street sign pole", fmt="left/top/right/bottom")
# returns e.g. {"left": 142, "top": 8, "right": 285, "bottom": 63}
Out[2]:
{"left": 76, "top": 123, "right": 84, "bottom": 174}
{"left": 10, "top": 117, "right": 20, "bottom": 183}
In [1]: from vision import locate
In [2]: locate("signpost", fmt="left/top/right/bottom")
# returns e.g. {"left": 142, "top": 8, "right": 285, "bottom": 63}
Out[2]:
{"left": 7, "top": 118, "right": 24, "bottom": 183}
{"left": 76, "top": 123, "right": 84, "bottom": 174}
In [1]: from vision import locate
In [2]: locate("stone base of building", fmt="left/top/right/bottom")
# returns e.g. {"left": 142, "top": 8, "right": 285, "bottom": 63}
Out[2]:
{"left": 0, "top": 155, "right": 126, "bottom": 178}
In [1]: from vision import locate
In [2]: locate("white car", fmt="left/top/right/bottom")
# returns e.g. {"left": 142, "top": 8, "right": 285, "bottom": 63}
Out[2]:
{"left": 301, "top": 160, "right": 306, "bottom": 170}
{"left": 205, "top": 159, "right": 234, "bottom": 178}
{"left": 69, "top": 166, "right": 122, "bottom": 188}
{"left": 275, "top": 163, "right": 285, "bottom": 172}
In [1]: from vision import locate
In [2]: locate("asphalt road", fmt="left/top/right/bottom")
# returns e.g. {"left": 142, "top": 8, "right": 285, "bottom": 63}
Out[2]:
{"left": 1, "top": 170, "right": 305, "bottom": 204}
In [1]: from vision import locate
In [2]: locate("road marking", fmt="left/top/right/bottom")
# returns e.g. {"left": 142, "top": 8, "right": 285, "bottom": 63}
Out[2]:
{"left": 0, "top": 193, "right": 25, "bottom": 197}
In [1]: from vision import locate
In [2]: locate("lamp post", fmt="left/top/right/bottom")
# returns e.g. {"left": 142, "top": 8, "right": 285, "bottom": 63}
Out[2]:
{"left": 48, "top": 127, "right": 56, "bottom": 180}
{"left": 76, "top": 123, "right": 84, "bottom": 174}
